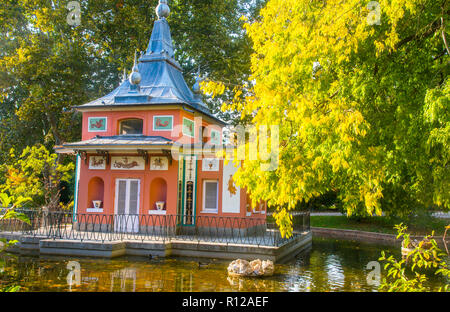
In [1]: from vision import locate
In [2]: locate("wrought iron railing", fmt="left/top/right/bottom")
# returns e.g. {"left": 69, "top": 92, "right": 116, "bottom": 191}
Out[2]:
{"left": 0, "top": 209, "right": 310, "bottom": 247}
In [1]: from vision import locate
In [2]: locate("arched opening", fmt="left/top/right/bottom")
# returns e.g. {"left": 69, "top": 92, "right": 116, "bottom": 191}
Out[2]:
{"left": 150, "top": 178, "right": 167, "bottom": 211}
{"left": 87, "top": 177, "right": 104, "bottom": 209}
{"left": 119, "top": 118, "right": 144, "bottom": 135}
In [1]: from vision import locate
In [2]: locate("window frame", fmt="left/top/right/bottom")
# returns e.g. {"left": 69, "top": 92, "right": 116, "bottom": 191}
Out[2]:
{"left": 118, "top": 118, "right": 144, "bottom": 135}
{"left": 202, "top": 180, "right": 219, "bottom": 213}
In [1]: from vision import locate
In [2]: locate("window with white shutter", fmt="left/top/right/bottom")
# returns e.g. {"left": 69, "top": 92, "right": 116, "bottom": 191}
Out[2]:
{"left": 129, "top": 180, "right": 139, "bottom": 215}
{"left": 114, "top": 179, "right": 140, "bottom": 233}
{"left": 117, "top": 180, "right": 127, "bottom": 215}
{"left": 203, "top": 180, "right": 218, "bottom": 212}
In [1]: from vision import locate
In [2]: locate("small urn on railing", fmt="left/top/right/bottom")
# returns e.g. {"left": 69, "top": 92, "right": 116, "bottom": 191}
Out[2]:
{"left": 92, "top": 200, "right": 102, "bottom": 209}
{"left": 155, "top": 201, "right": 165, "bottom": 210}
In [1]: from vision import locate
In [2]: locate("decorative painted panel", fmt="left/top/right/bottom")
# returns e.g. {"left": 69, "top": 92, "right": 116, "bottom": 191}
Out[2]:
{"left": 88, "top": 117, "right": 107, "bottom": 132}
{"left": 111, "top": 156, "right": 145, "bottom": 170}
{"left": 222, "top": 159, "right": 240, "bottom": 213}
{"left": 202, "top": 158, "right": 219, "bottom": 172}
{"left": 182, "top": 118, "right": 194, "bottom": 137}
{"left": 210, "top": 130, "right": 221, "bottom": 145}
{"left": 150, "top": 156, "right": 169, "bottom": 171}
{"left": 89, "top": 156, "right": 106, "bottom": 170}
{"left": 153, "top": 116, "right": 173, "bottom": 131}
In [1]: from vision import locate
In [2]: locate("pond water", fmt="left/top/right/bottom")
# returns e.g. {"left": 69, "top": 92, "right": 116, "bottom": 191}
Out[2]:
{"left": 0, "top": 237, "right": 446, "bottom": 292}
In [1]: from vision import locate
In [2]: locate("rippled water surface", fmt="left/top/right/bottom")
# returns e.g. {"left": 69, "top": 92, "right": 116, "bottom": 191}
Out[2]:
{"left": 0, "top": 238, "right": 445, "bottom": 292}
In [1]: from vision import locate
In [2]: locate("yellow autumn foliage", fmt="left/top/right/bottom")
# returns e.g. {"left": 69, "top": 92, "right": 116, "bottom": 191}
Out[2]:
{"left": 202, "top": 0, "right": 449, "bottom": 237}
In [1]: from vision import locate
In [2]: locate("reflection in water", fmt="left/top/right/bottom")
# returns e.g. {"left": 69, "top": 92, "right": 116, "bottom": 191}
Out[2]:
{"left": 0, "top": 238, "right": 445, "bottom": 292}
{"left": 111, "top": 268, "right": 136, "bottom": 292}
{"left": 325, "top": 255, "right": 345, "bottom": 290}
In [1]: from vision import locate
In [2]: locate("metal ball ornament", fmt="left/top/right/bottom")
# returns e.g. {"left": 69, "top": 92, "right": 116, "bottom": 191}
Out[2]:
{"left": 156, "top": 1, "right": 170, "bottom": 19}
{"left": 129, "top": 71, "right": 142, "bottom": 85}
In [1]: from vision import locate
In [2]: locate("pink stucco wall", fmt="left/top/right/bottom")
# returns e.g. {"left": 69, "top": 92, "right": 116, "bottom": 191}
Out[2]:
{"left": 82, "top": 109, "right": 222, "bottom": 144}
{"left": 76, "top": 108, "right": 265, "bottom": 227}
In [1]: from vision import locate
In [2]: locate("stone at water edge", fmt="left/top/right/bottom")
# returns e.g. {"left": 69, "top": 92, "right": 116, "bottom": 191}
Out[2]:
{"left": 227, "top": 259, "right": 274, "bottom": 277}
{"left": 261, "top": 260, "right": 274, "bottom": 276}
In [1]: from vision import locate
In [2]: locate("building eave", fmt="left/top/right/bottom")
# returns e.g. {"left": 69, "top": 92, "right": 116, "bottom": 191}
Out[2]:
{"left": 75, "top": 103, "right": 228, "bottom": 127}
{"left": 56, "top": 142, "right": 235, "bottom": 157}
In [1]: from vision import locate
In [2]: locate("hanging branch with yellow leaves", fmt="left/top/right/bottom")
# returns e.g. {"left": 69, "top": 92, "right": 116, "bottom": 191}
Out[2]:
{"left": 200, "top": 0, "right": 449, "bottom": 238}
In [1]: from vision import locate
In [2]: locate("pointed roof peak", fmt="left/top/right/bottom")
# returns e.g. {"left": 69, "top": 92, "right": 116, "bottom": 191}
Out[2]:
{"left": 132, "top": 50, "right": 139, "bottom": 72}
{"left": 129, "top": 49, "right": 142, "bottom": 86}
{"left": 145, "top": 19, "right": 174, "bottom": 58}
{"left": 193, "top": 65, "right": 202, "bottom": 95}
{"left": 141, "top": 0, "right": 176, "bottom": 64}
{"left": 121, "top": 68, "right": 127, "bottom": 82}
{"left": 76, "top": 1, "right": 226, "bottom": 127}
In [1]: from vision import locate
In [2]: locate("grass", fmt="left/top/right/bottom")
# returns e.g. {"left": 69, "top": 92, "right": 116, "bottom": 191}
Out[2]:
{"left": 310, "top": 215, "right": 449, "bottom": 236}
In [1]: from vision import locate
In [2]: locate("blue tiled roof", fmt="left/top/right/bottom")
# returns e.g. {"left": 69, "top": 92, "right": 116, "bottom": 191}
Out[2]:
{"left": 76, "top": 17, "right": 226, "bottom": 126}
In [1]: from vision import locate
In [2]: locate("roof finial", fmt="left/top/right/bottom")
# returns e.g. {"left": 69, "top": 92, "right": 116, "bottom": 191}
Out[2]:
{"left": 129, "top": 50, "right": 142, "bottom": 85}
{"left": 122, "top": 67, "right": 127, "bottom": 83}
{"left": 132, "top": 50, "right": 139, "bottom": 72}
{"left": 193, "top": 65, "right": 202, "bottom": 95}
{"left": 156, "top": 0, "right": 170, "bottom": 19}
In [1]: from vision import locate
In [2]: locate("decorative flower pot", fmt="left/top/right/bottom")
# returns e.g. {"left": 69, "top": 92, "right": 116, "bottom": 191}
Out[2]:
{"left": 156, "top": 201, "right": 165, "bottom": 210}
{"left": 93, "top": 200, "right": 102, "bottom": 209}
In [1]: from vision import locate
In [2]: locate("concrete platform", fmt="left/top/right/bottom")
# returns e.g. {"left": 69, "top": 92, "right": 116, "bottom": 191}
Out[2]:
{"left": 0, "top": 231, "right": 312, "bottom": 263}
{"left": 39, "top": 239, "right": 127, "bottom": 258}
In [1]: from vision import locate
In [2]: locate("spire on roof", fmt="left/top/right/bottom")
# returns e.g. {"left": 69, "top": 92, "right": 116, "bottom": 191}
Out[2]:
{"left": 193, "top": 65, "right": 202, "bottom": 95}
{"left": 132, "top": 50, "right": 139, "bottom": 72}
{"left": 121, "top": 67, "right": 127, "bottom": 83}
{"left": 145, "top": 0, "right": 174, "bottom": 58}
{"left": 129, "top": 50, "right": 142, "bottom": 88}
{"left": 78, "top": 0, "right": 224, "bottom": 126}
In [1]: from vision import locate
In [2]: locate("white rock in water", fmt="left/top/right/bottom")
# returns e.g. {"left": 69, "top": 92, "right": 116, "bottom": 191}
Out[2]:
{"left": 250, "top": 259, "right": 262, "bottom": 275}
{"left": 261, "top": 260, "right": 274, "bottom": 275}
{"left": 228, "top": 259, "right": 251, "bottom": 275}
{"left": 228, "top": 259, "right": 274, "bottom": 276}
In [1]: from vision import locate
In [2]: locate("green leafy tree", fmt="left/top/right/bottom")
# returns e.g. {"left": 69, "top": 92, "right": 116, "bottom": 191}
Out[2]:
{"left": 0, "top": 193, "right": 30, "bottom": 292}
{"left": 203, "top": 0, "right": 449, "bottom": 236}
{"left": 423, "top": 82, "right": 450, "bottom": 209}
{"left": 0, "top": 145, "right": 74, "bottom": 210}
{"left": 0, "top": 0, "right": 265, "bottom": 164}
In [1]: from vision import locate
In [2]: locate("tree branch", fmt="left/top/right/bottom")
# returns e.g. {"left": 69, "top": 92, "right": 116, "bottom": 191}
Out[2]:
{"left": 395, "top": 18, "right": 442, "bottom": 50}
{"left": 444, "top": 225, "right": 449, "bottom": 256}
{"left": 441, "top": 17, "right": 450, "bottom": 55}
{"left": 433, "top": 49, "right": 447, "bottom": 60}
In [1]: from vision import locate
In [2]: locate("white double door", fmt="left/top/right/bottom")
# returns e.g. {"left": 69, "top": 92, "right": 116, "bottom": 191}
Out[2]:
{"left": 114, "top": 179, "right": 140, "bottom": 233}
